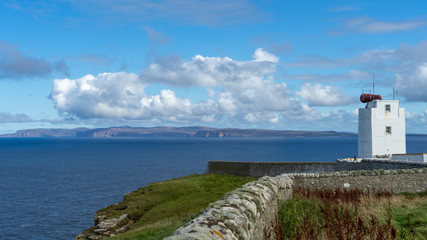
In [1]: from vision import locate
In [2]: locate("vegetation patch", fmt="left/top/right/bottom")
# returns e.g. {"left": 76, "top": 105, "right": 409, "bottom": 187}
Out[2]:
{"left": 274, "top": 188, "right": 427, "bottom": 239}
{"left": 89, "top": 174, "right": 257, "bottom": 240}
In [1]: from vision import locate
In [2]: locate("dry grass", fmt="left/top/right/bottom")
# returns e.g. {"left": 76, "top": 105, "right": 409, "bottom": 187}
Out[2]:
{"left": 275, "top": 188, "right": 427, "bottom": 240}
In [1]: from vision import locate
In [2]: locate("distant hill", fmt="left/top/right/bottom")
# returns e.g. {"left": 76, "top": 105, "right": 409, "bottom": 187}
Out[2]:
{"left": 0, "top": 126, "right": 356, "bottom": 138}
{"left": 0, "top": 127, "right": 90, "bottom": 137}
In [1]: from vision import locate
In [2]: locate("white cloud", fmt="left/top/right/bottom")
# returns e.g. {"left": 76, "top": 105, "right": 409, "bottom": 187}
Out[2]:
{"left": 52, "top": 72, "right": 218, "bottom": 122}
{"left": 405, "top": 109, "right": 427, "bottom": 132}
{"left": 218, "top": 92, "right": 237, "bottom": 113}
{"left": 48, "top": 48, "right": 371, "bottom": 132}
{"left": 284, "top": 69, "right": 371, "bottom": 82}
{"left": 138, "top": 49, "right": 297, "bottom": 121}
{"left": 389, "top": 42, "right": 427, "bottom": 102}
{"left": 244, "top": 113, "right": 257, "bottom": 122}
{"left": 140, "top": 48, "right": 278, "bottom": 88}
{"left": 52, "top": 72, "right": 153, "bottom": 119}
{"left": 282, "top": 102, "right": 324, "bottom": 121}
{"left": 287, "top": 49, "right": 394, "bottom": 69}
{"left": 252, "top": 48, "right": 279, "bottom": 63}
{"left": 281, "top": 108, "right": 358, "bottom": 132}
{"left": 396, "top": 63, "right": 427, "bottom": 102}
{"left": 269, "top": 113, "right": 279, "bottom": 123}
{"left": 284, "top": 41, "right": 427, "bottom": 104}
{"left": 394, "top": 42, "right": 427, "bottom": 62}
{"left": 50, "top": 49, "right": 319, "bottom": 126}
{"left": 296, "top": 83, "right": 354, "bottom": 106}
{"left": 334, "top": 17, "right": 427, "bottom": 34}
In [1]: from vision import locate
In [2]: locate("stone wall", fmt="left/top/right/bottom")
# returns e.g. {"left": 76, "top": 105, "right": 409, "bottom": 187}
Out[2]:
{"left": 335, "top": 159, "right": 427, "bottom": 172}
{"left": 292, "top": 168, "right": 427, "bottom": 193}
{"left": 167, "top": 168, "right": 427, "bottom": 240}
{"left": 207, "top": 160, "right": 427, "bottom": 177}
{"left": 207, "top": 161, "right": 337, "bottom": 177}
{"left": 165, "top": 175, "right": 293, "bottom": 240}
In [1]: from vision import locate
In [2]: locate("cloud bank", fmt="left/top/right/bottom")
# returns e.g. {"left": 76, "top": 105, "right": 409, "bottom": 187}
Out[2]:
{"left": 334, "top": 17, "right": 427, "bottom": 35}
{"left": 0, "top": 112, "right": 32, "bottom": 123}
{"left": 296, "top": 83, "right": 354, "bottom": 106}
{"left": 285, "top": 41, "right": 427, "bottom": 104}
{"left": 52, "top": 49, "right": 344, "bottom": 125}
{"left": 35, "top": 0, "right": 267, "bottom": 26}
{"left": 0, "top": 41, "right": 69, "bottom": 80}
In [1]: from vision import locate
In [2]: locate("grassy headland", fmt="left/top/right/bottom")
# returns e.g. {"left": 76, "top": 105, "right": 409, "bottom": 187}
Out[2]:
{"left": 79, "top": 174, "right": 257, "bottom": 240}
{"left": 79, "top": 173, "right": 427, "bottom": 239}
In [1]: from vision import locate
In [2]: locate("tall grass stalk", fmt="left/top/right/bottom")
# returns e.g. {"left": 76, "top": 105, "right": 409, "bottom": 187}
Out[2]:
{"left": 276, "top": 188, "right": 426, "bottom": 240}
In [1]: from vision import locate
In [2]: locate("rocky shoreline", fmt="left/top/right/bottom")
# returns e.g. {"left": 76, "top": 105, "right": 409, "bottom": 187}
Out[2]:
{"left": 76, "top": 207, "right": 132, "bottom": 239}
{"left": 73, "top": 174, "right": 257, "bottom": 240}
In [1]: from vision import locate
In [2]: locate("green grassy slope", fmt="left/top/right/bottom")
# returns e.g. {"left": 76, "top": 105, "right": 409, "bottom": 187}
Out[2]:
{"left": 94, "top": 174, "right": 257, "bottom": 240}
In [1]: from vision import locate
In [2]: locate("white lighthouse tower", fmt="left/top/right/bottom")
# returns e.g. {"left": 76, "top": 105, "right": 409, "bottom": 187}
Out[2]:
{"left": 358, "top": 94, "right": 406, "bottom": 159}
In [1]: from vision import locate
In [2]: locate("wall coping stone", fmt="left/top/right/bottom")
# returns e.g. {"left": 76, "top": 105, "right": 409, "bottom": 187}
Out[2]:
{"left": 208, "top": 160, "right": 335, "bottom": 165}
{"left": 286, "top": 168, "right": 427, "bottom": 179}
{"left": 360, "top": 159, "right": 427, "bottom": 166}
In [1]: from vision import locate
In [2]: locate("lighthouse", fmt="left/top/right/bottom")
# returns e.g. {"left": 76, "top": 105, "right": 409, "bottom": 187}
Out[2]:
{"left": 358, "top": 94, "right": 406, "bottom": 159}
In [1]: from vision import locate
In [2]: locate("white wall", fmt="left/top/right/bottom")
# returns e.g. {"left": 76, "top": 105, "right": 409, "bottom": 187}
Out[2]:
{"left": 358, "top": 100, "right": 406, "bottom": 158}
{"left": 392, "top": 154, "right": 427, "bottom": 163}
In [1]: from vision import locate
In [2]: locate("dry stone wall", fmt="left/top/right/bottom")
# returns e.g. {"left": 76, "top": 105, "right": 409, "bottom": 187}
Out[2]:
{"left": 207, "top": 160, "right": 427, "bottom": 177}
{"left": 165, "top": 175, "right": 293, "bottom": 240}
{"left": 291, "top": 168, "right": 427, "bottom": 193}
{"left": 207, "top": 161, "right": 336, "bottom": 177}
{"left": 166, "top": 168, "right": 427, "bottom": 240}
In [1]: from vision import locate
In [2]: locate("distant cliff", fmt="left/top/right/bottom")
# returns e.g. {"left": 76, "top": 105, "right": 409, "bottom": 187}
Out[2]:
{"left": 0, "top": 128, "right": 90, "bottom": 137}
{"left": 0, "top": 126, "right": 356, "bottom": 138}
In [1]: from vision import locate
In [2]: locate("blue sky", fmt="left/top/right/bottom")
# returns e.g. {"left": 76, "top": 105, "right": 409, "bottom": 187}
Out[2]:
{"left": 1, "top": 0, "right": 427, "bottom": 134}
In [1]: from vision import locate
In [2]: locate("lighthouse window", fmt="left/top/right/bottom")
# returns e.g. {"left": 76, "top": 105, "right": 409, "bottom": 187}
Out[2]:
{"left": 386, "top": 126, "right": 392, "bottom": 134}
{"left": 385, "top": 104, "right": 391, "bottom": 112}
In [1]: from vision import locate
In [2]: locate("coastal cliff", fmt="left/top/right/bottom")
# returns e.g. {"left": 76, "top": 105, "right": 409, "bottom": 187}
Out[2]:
{"left": 0, "top": 126, "right": 355, "bottom": 138}
{"left": 75, "top": 168, "right": 427, "bottom": 239}
{"left": 74, "top": 174, "right": 257, "bottom": 240}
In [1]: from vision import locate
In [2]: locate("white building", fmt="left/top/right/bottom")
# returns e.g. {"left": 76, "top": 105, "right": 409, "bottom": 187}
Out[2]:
{"left": 358, "top": 99, "right": 406, "bottom": 158}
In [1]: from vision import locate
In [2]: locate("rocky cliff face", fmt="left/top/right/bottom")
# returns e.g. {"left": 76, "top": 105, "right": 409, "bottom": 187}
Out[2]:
{"left": 75, "top": 212, "right": 132, "bottom": 240}
{"left": 194, "top": 130, "right": 236, "bottom": 137}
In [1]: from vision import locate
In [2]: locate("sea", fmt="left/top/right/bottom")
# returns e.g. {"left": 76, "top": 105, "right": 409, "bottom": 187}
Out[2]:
{"left": 1, "top": 136, "right": 426, "bottom": 240}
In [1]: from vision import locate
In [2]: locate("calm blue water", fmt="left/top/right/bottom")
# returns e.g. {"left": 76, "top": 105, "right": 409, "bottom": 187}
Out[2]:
{"left": 0, "top": 136, "right": 426, "bottom": 240}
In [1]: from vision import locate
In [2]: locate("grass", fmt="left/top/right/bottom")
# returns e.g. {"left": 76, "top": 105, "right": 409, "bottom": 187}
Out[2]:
{"left": 276, "top": 188, "right": 427, "bottom": 240}
{"left": 91, "top": 174, "right": 257, "bottom": 240}
{"left": 391, "top": 192, "right": 427, "bottom": 238}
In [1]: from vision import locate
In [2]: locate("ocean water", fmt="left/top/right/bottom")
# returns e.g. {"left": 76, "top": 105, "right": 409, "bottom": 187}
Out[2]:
{"left": 0, "top": 136, "right": 426, "bottom": 240}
